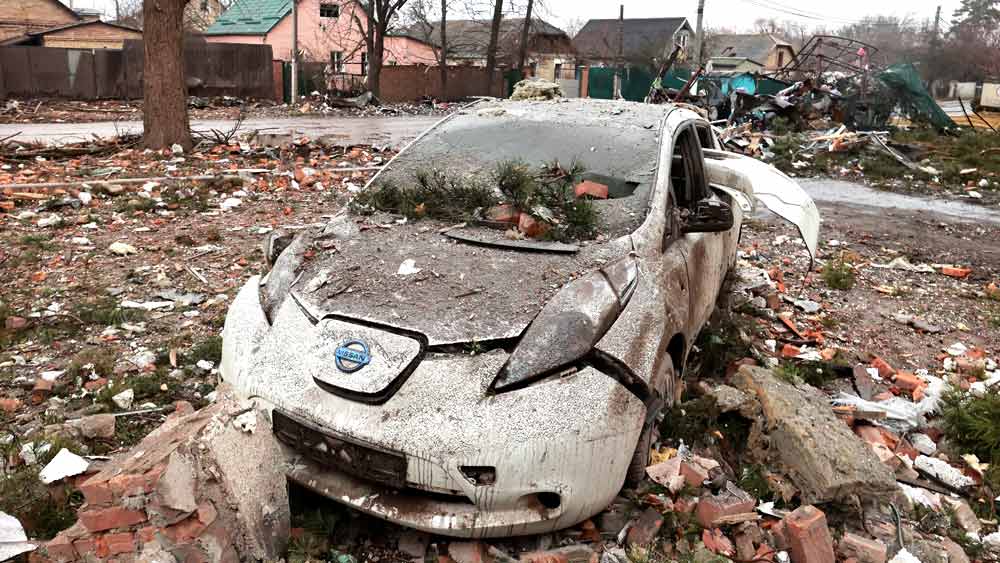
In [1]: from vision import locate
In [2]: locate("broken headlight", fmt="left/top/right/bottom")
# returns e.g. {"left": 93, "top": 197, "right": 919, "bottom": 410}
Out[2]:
{"left": 492, "top": 255, "right": 638, "bottom": 392}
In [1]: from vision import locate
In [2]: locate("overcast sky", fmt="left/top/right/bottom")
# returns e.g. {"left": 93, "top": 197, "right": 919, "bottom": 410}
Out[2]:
{"left": 70, "top": 0, "right": 961, "bottom": 33}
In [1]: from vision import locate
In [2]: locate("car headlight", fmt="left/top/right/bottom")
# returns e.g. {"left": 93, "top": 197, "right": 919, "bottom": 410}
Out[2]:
{"left": 492, "top": 255, "right": 638, "bottom": 392}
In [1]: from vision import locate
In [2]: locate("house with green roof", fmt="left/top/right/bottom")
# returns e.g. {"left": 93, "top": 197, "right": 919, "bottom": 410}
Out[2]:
{"left": 204, "top": 0, "right": 437, "bottom": 70}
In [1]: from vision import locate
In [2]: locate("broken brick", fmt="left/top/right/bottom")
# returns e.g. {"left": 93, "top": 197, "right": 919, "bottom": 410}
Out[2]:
{"left": 40, "top": 532, "right": 77, "bottom": 562}
{"left": 940, "top": 266, "right": 972, "bottom": 278}
{"left": 626, "top": 507, "right": 664, "bottom": 547}
{"left": 784, "top": 505, "right": 835, "bottom": 563}
{"left": 574, "top": 180, "right": 608, "bottom": 199}
{"left": 486, "top": 204, "right": 520, "bottom": 224}
{"left": 4, "top": 316, "right": 27, "bottom": 329}
{"left": 838, "top": 532, "right": 887, "bottom": 563}
{"left": 781, "top": 344, "right": 801, "bottom": 358}
{"left": 83, "top": 377, "right": 108, "bottom": 391}
{"left": 893, "top": 371, "right": 927, "bottom": 400}
{"left": 518, "top": 214, "right": 549, "bottom": 238}
{"left": 0, "top": 397, "right": 21, "bottom": 414}
{"left": 870, "top": 357, "right": 896, "bottom": 379}
{"left": 520, "top": 545, "right": 596, "bottom": 563}
{"left": 104, "top": 532, "right": 136, "bottom": 556}
{"left": 680, "top": 456, "right": 720, "bottom": 488}
{"left": 79, "top": 506, "right": 147, "bottom": 532}
{"left": 696, "top": 485, "right": 756, "bottom": 528}
{"left": 78, "top": 475, "right": 114, "bottom": 507}
{"left": 31, "top": 378, "right": 54, "bottom": 404}
{"left": 702, "top": 528, "right": 735, "bottom": 557}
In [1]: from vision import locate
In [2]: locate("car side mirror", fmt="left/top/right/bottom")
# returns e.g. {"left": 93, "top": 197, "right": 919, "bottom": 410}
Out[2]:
{"left": 681, "top": 199, "right": 734, "bottom": 234}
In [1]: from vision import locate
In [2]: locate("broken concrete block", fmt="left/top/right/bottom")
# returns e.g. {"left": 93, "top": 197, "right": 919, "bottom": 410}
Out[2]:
{"left": 155, "top": 452, "right": 197, "bottom": 515}
{"left": 838, "top": 532, "right": 887, "bottom": 563}
{"left": 914, "top": 456, "right": 974, "bottom": 489}
{"left": 784, "top": 505, "right": 835, "bottom": 563}
{"left": 731, "top": 365, "right": 897, "bottom": 503}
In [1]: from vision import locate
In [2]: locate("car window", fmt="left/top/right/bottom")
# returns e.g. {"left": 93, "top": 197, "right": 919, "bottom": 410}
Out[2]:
{"left": 695, "top": 123, "right": 717, "bottom": 150}
{"left": 670, "top": 126, "right": 709, "bottom": 211}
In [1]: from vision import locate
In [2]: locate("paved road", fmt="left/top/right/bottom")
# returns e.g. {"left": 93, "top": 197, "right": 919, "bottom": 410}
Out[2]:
{"left": 0, "top": 115, "right": 444, "bottom": 147}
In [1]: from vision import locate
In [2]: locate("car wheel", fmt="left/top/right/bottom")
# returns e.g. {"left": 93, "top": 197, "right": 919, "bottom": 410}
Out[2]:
{"left": 624, "top": 357, "right": 675, "bottom": 487}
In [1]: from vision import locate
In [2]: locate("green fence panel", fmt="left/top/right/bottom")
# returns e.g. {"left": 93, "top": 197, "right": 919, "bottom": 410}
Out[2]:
{"left": 621, "top": 67, "right": 655, "bottom": 102}
{"left": 504, "top": 69, "right": 522, "bottom": 97}
{"left": 588, "top": 67, "right": 615, "bottom": 99}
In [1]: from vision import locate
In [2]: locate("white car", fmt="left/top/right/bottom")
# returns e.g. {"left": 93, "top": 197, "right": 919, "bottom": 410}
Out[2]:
{"left": 220, "top": 99, "right": 819, "bottom": 538}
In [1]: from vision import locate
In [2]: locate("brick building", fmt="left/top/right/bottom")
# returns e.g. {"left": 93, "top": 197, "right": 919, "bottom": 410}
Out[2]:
{"left": 0, "top": 0, "right": 141, "bottom": 49}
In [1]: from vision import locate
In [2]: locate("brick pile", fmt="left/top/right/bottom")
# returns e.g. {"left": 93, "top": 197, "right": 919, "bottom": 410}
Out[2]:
{"left": 31, "top": 391, "right": 290, "bottom": 563}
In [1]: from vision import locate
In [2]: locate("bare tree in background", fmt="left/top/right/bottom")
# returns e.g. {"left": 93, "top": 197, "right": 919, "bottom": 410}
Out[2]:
{"left": 484, "top": 0, "right": 503, "bottom": 91}
{"left": 405, "top": 0, "right": 453, "bottom": 98}
{"left": 142, "top": 0, "right": 192, "bottom": 150}
{"left": 351, "top": 0, "right": 412, "bottom": 97}
{"left": 516, "top": 0, "right": 533, "bottom": 71}
{"left": 561, "top": 16, "right": 585, "bottom": 38}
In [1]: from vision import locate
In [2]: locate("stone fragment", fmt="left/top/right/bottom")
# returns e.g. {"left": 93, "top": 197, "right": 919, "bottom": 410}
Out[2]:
{"left": 731, "top": 365, "right": 896, "bottom": 503}
{"left": 520, "top": 544, "right": 596, "bottom": 563}
{"left": 942, "top": 497, "right": 981, "bottom": 534}
{"left": 67, "top": 414, "right": 116, "bottom": 439}
{"left": 156, "top": 452, "right": 197, "bottom": 514}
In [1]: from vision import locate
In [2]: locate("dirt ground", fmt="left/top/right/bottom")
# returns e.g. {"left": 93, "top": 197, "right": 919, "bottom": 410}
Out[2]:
{"left": 0, "top": 95, "right": 457, "bottom": 125}
{"left": 2, "top": 122, "right": 1000, "bottom": 561}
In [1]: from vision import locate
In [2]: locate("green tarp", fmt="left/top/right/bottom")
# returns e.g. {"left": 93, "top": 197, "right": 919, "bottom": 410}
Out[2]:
{"left": 876, "top": 63, "right": 954, "bottom": 130}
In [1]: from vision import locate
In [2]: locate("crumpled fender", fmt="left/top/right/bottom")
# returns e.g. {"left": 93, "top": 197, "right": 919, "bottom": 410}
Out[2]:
{"left": 703, "top": 149, "right": 820, "bottom": 263}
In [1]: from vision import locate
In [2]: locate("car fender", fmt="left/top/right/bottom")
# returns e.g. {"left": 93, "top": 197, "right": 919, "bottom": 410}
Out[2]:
{"left": 703, "top": 149, "right": 820, "bottom": 264}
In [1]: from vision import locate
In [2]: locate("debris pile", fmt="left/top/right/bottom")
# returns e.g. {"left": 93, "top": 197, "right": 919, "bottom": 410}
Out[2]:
{"left": 510, "top": 79, "right": 564, "bottom": 101}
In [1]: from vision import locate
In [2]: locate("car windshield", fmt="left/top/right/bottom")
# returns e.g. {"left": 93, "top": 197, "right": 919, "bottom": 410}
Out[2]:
{"left": 356, "top": 99, "right": 669, "bottom": 244}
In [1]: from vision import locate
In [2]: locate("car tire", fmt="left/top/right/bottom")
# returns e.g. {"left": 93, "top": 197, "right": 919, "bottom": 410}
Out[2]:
{"left": 624, "top": 357, "right": 675, "bottom": 487}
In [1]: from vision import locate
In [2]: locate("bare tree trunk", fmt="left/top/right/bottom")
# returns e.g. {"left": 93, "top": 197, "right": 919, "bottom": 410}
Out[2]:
{"left": 516, "top": 0, "right": 533, "bottom": 72}
{"left": 142, "top": 0, "right": 192, "bottom": 150}
{"left": 439, "top": 0, "right": 448, "bottom": 99}
{"left": 369, "top": 31, "right": 384, "bottom": 97}
{"left": 484, "top": 0, "right": 503, "bottom": 94}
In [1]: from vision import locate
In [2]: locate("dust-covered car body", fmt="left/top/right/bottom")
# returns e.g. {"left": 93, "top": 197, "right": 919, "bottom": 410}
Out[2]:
{"left": 220, "top": 99, "right": 819, "bottom": 538}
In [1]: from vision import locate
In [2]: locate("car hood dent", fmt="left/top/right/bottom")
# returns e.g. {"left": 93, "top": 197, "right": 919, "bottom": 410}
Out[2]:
{"left": 705, "top": 150, "right": 820, "bottom": 262}
{"left": 288, "top": 220, "right": 633, "bottom": 345}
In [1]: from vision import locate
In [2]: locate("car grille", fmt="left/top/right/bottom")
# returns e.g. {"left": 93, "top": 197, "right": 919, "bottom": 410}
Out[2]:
{"left": 272, "top": 410, "right": 407, "bottom": 489}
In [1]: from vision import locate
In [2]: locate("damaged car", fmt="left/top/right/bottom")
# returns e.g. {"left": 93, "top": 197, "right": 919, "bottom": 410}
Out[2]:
{"left": 220, "top": 99, "right": 820, "bottom": 538}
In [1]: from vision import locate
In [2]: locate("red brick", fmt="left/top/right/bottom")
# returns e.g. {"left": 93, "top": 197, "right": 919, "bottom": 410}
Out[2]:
{"left": 73, "top": 537, "right": 97, "bottom": 558}
{"left": 137, "top": 526, "right": 158, "bottom": 544}
{"left": 78, "top": 476, "right": 114, "bottom": 507}
{"left": 79, "top": 506, "right": 147, "bottom": 532}
{"left": 680, "top": 456, "right": 719, "bottom": 487}
{"left": 5, "top": 316, "right": 27, "bottom": 329}
{"left": 838, "top": 532, "right": 887, "bottom": 563}
{"left": 83, "top": 378, "right": 108, "bottom": 391}
{"left": 109, "top": 472, "right": 149, "bottom": 498}
{"left": 41, "top": 532, "right": 77, "bottom": 562}
{"left": 486, "top": 204, "right": 521, "bottom": 224}
{"left": 893, "top": 372, "right": 927, "bottom": 400}
{"left": 574, "top": 180, "right": 609, "bottom": 200}
{"left": 696, "top": 486, "right": 756, "bottom": 528}
{"left": 702, "top": 528, "right": 735, "bottom": 557}
{"left": 104, "top": 532, "right": 136, "bottom": 556}
{"left": 784, "top": 505, "right": 835, "bottom": 563}
{"left": 520, "top": 545, "right": 596, "bottom": 563}
{"left": 781, "top": 344, "right": 801, "bottom": 358}
{"left": 941, "top": 266, "right": 972, "bottom": 278}
{"left": 854, "top": 425, "right": 899, "bottom": 450}
{"left": 163, "top": 504, "right": 216, "bottom": 544}
{"left": 0, "top": 397, "right": 21, "bottom": 413}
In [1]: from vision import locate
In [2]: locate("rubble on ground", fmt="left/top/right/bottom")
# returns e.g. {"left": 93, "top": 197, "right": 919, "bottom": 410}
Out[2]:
{"left": 510, "top": 79, "right": 564, "bottom": 101}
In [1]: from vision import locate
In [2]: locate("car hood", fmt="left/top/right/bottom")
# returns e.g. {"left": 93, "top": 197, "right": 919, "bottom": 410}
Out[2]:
{"left": 288, "top": 219, "right": 633, "bottom": 345}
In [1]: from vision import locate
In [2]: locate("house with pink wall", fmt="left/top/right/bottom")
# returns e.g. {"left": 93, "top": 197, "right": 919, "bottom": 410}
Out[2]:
{"left": 204, "top": 0, "right": 437, "bottom": 71}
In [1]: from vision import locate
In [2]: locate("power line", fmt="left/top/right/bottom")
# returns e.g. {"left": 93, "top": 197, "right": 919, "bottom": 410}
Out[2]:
{"left": 736, "top": 0, "right": 914, "bottom": 27}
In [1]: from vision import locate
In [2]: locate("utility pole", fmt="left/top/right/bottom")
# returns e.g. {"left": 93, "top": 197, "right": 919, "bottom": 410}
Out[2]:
{"left": 694, "top": 0, "right": 706, "bottom": 67}
{"left": 290, "top": 0, "right": 299, "bottom": 104}
{"left": 615, "top": 4, "right": 623, "bottom": 99}
{"left": 931, "top": 5, "right": 942, "bottom": 48}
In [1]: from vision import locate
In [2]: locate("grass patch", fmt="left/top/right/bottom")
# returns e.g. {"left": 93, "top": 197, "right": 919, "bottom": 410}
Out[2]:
{"left": 822, "top": 258, "right": 856, "bottom": 290}
{"left": 0, "top": 437, "right": 86, "bottom": 539}
{"left": 72, "top": 295, "right": 145, "bottom": 327}
{"left": 19, "top": 234, "right": 56, "bottom": 250}
{"left": 659, "top": 395, "right": 720, "bottom": 446}
{"left": 66, "top": 348, "right": 116, "bottom": 380}
{"left": 186, "top": 335, "right": 222, "bottom": 366}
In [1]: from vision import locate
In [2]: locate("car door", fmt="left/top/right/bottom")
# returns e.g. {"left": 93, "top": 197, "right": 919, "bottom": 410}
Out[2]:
{"left": 670, "top": 124, "right": 728, "bottom": 335}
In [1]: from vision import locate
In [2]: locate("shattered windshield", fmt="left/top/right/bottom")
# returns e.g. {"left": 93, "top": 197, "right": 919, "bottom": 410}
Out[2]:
{"left": 353, "top": 99, "right": 668, "bottom": 244}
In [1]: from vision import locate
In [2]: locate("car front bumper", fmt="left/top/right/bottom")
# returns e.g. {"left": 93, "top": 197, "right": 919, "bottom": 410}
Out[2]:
{"left": 221, "top": 277, "right": 646, "bottom": 538}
